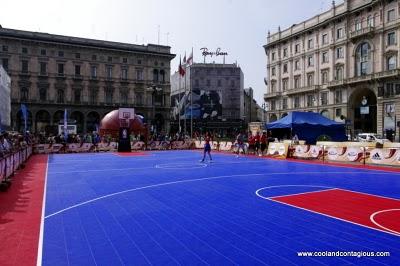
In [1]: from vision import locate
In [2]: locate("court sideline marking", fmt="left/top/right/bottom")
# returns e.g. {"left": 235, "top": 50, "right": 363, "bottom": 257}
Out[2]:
{"left": 36, "top": 157, "right": 49, "bottom": 266}
{"left": 255, "top": 185, "right": 400, "bottom": 237}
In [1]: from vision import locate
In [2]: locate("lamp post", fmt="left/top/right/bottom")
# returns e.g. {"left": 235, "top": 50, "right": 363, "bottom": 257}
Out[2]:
{"left": 262, "top": 102, "right": 268, "bottom": 123}
{"left": 146, "top": 85, "right": 163, "bottom": 134}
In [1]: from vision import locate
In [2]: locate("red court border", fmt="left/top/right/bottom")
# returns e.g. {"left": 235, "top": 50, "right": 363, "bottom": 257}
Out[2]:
{"left": 0, "top": 155, "right": 48, "bottom": 266}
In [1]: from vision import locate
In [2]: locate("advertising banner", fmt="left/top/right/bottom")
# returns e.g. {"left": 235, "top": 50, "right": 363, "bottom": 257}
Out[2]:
{"left": 267, "top": 143, "right": 289, "bottom": 159}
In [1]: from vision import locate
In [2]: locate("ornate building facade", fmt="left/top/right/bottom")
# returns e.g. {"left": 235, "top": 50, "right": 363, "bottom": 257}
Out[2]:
{"left": 0, "top": 27, "right": 175, "bottom": 134}
{"left": 264, "top": 0, "right": 400, "bottom": 139}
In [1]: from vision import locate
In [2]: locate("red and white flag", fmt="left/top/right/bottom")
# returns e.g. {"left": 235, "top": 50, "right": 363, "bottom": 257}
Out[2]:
{"left": 186, "top": 51, "right": 193, "bottom": 65}
{"left": 178, "top": 56, "right": 185, "bottom": 76}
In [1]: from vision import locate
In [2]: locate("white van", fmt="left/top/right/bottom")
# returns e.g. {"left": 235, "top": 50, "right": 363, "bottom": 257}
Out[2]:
{"left": 356, "top": 133, "right": 390, "bottom": 143}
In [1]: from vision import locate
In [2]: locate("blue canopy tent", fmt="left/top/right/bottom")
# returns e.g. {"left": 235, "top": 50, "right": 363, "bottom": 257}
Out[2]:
{"left": 266, "top": 111, "right": 347, "bottom": 144}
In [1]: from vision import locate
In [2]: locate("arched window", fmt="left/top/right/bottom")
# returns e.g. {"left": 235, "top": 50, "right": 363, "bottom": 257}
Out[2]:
{"left": 387, "top": 55, "right": 397, "bottom": 70}
{"left": 160, "top": 70, "right": 165, "bottom": 83}
{"left": 367, "top": 15, "right": 374, "bottom": 27}
{"left": 355, "top": 42, "right": 371, "bottom": 76}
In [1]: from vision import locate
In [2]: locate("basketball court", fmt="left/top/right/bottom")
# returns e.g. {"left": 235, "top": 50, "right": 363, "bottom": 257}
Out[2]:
{"left": 2, "top": 150, "right": 400, "bottom": 265}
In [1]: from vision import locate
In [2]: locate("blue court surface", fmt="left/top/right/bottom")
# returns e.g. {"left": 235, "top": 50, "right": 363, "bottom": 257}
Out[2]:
{"left": 41, "top": 150, "right": 400, "bottom": 265}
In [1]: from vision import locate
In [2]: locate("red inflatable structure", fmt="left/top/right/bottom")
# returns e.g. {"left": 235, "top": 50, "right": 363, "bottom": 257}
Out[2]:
{"left": 99, "top": 110, "right": 147, "bottom": 137}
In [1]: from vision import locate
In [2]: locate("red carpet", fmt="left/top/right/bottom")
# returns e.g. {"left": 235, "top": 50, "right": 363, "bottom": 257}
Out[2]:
{"left": 113, "top": 152, "right": 148, "bottom": 156}
{"left": 271, "top": 189, "right": 400, "bottom": 236}
{"left": 0, "top": 155, "right": 48, "bottom": 266}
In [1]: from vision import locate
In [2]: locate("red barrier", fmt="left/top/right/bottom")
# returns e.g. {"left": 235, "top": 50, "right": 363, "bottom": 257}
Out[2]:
{"left": 1, "top": 146, "right": 33, "bottom": 190}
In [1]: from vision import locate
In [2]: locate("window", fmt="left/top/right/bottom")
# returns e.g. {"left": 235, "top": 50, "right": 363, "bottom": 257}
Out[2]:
{"left": 356, "top": 42, "right": 371, "bottom": 76}
{"left": 322, "top": 34, "right": 328, "bottom": 45}
{"left": 283, "top": 63, "right": 288, "bottom": 73}
{"left": 355, "top": 19, "right": 361, "bottom": 31}
{"left": 58, "top": 63, "right": 64, "bottom": 76}
{"left": 21, "top": 60, "right": 29, "bottom": 73}
{"left": 231, "top": 80, "right": 235, "bottom": 87}
{"left": 75, "top": 53, "right": 80, "bottom": 59}
{"left": 2, "top": 45, "right": 8, "bottom": 52}
{"left": 336, "top": 47, "right": 344, "bottom": 59}
{"left": 58, "top": 51, "right": 64, "bottom": 57}
{"left": 335, "top": 108, "right": 342, "bottom": 117}
{"left": 336, "top": 66, "right": 343, "bottom": 80}
{"left": 120, "top": 91, "right": 128, "bottom": 104}
{"left": 283, "top": 48, "right": 288, "bottom": 57}
{"left": 108, "top": 56, "right": 112, "bottom": 62}
{"left": 123, "top": 58, "right": 128, "bottom": 63}
{"left": 22, "top": 47, "right": 28, "bottom": 54}
{"left": 335, "top": 89, "right": 342, "bottom": 104}
{"left": 153, "top": 69, "right": 159, "bottom": 82}
{"left": 136, "top": 69, "right": 143, "bottom": 80}
{"left": 322, "top": 52, "right": 329, "bottom": 63}
{"left": 295, "top": 44, "right": 300, "bottom": 53}
{"left": 270, "top": 81, "right": 276, "bottom": 92}
{"left": 75, "top": 65, "right": 81, "bottom": 76}
{"left": 89, "top": 89, "right": 97, "bottom": 104}
{"left": 39, "top": 88, "right": 47, "bottom": 101}
{"left": 294, "top": 96, "right": 300, "bottom": 108}
{"left": 271, "top": 67, "right": 276, "bottom": 76}
{"left": 207, "top": 79, "right": 211, "bottom": 86}
{"left": 137, "top": 59, "right": 142, "bottom": 64}
{"left": 307, "top": 73, "right": 314, "bottom": 86}
{"left": 91, "top": 66, "right": 97, "bottom": 78}
{"left": 282, "top": 79, "right": 288, "bottom": 91}
{"left": 388, "top": 32, "right": 396, "bottom": 46}
{"left": 271, "top": 52, "right": 275, "bottom": 61}
{"left": 40, "top": 49, "right": 46, "bottom": 56}
{"left": 74, "top": 90, "right": 81, "bottom": 103}
{"left": 308, "top": 56, "right": 314, "bottom": 67}
{"left": 122, "top": 68, "right": 128, "bottom": 80}
{"left": 387, "top": 55, "right": 397, "bottom": 70}
{"left": 160, "top": 70, "right": 165, "bottom": 83}
{"left": 217, "top": 79, "right": 222, "bottom": 86}
{"left": 2, "top": 58, "right": 9, "bottom": 71}
{"left": 282, "top": 98, "right": 288, "bottom": 109}
{"left": 308, "top": 39, "right": 314, "bottom": 49}
{"left": 295, "top": 60, "right": 300, "bottom": 70}
{"left": 40, "top": 62, "right": 47, "bottom": 75}
{"left": 135, "top": 93, "right": 143, "bottom": 105}
{"left": 270, "top": 100, "right": 276, "bottom": 111}
{"left": 385, "top": 83, "right": 395, "bottom": 97}
{"left": 307, "top": 94, "right": 314, "bottom": 107}
{"left": 57, "top": 89, "right": 64, "bottom": 103}
{"left": 106, "top": 66, "right": 113, "bottom": 79}
{"left": 105, "top": 88, "right": 113, "bottom": 104}
{"left": 387, "top": 9, "right": 395, "bottom": 22}
{"left": 322, "top": 71, "right": 329, "bottom": 84}
{"left": 294, "top": 76, "right": 301, "bottom": 89}
{"left": 321, "top": 92, "right": 328, "bottom": 105}
{"left": 367, "top": 15, "right": 374, "bottom": 27}
{"left": 92, "top": 54, "right": 97, "bottom": 61}
{"left": 337, "top": 28, "right": 343, "bottom": 39}
{"left": 21, "top": 87, "right": 29, "bottom": 101}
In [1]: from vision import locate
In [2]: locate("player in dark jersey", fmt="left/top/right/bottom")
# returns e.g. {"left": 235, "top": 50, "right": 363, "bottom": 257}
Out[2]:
{"left": 201, "top": 132, "right": 212, "bottom": 162}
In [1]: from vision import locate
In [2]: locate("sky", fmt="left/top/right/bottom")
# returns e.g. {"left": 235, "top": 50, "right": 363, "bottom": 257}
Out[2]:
{"left": 1, "top": 0, "right": 339, "bottom": 105}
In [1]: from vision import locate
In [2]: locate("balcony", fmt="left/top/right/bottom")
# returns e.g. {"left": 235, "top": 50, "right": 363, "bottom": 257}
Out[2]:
{"left": 327, "top": 79, "right": 346, "bottom": 88}
{"left": 350, "top": 26, "right": 375, "bottom": 41}
{"left": 285, "top": 85, "right": 319, "bottom": 95}
{"left": 374, "top": 69, "right": 400, "bottom": 79}
{"left": 264, "top": 91, "right": 281, "bottom": 99}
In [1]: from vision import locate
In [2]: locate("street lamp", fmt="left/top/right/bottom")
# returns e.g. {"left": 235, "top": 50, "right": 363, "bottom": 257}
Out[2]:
{"left": 146, "top": 85, "right": 163, "bottom": 133}
{"left": 262, "top": 102, "right": 268, "bottom": 123}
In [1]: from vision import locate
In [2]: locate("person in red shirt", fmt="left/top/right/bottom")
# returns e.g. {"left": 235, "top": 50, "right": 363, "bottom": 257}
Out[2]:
{"left": 254, "top": 132, "right": 261, "bottom": 156}
{"left": 260, "top": 131, "right": 267, "bottom": 156}
{"left": 248, "top": 133, "right": 255, "bottom": 154}
{"left": 200, "top": 132, "right": 212, "bottom": 162}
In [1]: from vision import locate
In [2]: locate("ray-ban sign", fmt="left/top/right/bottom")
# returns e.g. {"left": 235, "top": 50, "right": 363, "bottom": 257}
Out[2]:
{"left": 200, "top": 47, "right": 228, "bottom": 57}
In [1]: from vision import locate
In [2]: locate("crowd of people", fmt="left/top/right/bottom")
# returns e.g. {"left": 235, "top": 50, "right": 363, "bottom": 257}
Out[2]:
{"left": 0, "top": 131, "right": 31, "bottom": 158}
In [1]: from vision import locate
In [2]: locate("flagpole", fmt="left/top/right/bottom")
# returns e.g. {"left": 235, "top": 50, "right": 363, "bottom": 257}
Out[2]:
{"left": 190, "top": 47, "right": 193, "bottom": 139}
{"left": 184, "top": 63, "right": 187, "bottom": 137}
{"left": 178, "top": 69, "right": 181, "bottom": 134}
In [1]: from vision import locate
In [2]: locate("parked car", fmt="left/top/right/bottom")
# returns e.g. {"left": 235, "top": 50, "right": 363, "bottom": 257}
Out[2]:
{"left": 356, "top": 133, "right": 391, "bottom": 143}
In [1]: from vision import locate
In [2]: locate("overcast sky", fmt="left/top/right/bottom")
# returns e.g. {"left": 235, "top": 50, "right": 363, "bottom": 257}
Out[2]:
{"left": 1, "top": 0, "right": 340, "bottom": 105}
